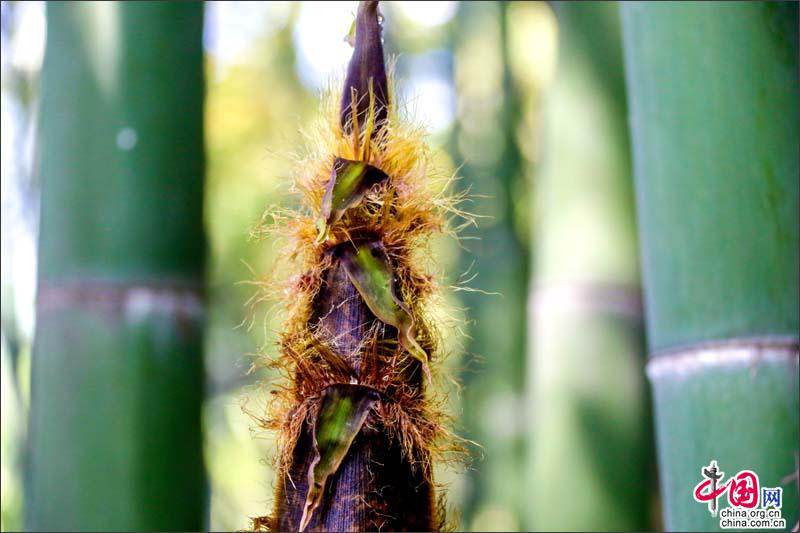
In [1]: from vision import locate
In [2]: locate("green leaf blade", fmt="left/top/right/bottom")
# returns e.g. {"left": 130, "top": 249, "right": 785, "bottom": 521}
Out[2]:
{"left": 316, "top": 158, "right": 388, "bottom": 243}
{"left": 333, "top": 240, "right": 429, "bottom": 376}
{"left": 299, "top": 384, "right": 380, "bottom": 531}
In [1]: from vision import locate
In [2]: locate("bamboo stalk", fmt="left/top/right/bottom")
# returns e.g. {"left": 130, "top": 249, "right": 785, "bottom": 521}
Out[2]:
{"left": 451, "top": 2, "right": 530, "bottom": 527}
{"left": 526, "top": 2, "right": 654, "bottom": 530}
{"left": 621, "top": 2, "right": 799, "bottom": 530}
{"left": 26, "top": 3, "right": 207, "bottom": 530}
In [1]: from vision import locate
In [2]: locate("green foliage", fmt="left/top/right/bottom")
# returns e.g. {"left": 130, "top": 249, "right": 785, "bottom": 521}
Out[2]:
{"left": 526, "top": 2, "right": 654, "bottom": 530}
{"left": 452, "top": 3, "right": 531, "bottom": 528}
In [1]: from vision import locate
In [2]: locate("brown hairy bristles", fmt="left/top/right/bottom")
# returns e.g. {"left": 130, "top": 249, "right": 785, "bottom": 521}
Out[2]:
{"left": 247, "top": 1, "right": 471, "bottom": 531}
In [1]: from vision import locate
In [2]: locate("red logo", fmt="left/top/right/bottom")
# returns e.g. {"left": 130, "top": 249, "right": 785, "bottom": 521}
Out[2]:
{"left": 693, "top": 460, "right": 761, "bottom": 516}
{"left": 727, "top": 470, "right": 759, "bottom": 508}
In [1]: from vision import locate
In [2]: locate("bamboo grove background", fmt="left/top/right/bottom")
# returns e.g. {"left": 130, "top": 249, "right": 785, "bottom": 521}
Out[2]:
{"left": 1, "top": 1, "right": 797, "bottom": 531}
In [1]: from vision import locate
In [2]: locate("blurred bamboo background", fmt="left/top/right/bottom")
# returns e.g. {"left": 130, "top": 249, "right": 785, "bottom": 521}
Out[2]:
{"left": 1, "top": 1, "right": 796, "bottom": 531}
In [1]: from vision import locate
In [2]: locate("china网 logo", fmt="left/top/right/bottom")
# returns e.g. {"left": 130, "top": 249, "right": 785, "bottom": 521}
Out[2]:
{"left": 693, "top": 460, "right": 786, "bottom": 529}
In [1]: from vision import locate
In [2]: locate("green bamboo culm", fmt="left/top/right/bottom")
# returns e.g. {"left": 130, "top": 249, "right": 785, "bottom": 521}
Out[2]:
{"left": 452, "top": 2, "right": 529, "bottom": 528}
{"left": 26, "top": 2, "right": 207, "bottom": 530}
{"left": 621, "top": 2, "right": 799, "bottom": 531}
{"left": 526, "top": 2, "right": 653, "bottom": 530}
